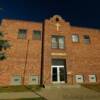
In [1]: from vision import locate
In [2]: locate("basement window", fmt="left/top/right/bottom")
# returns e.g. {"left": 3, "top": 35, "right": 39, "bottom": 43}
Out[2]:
{"left": 89, "top": 75, "right": 96, "bottom": 83}
{"left": 11, "top": 75, "right": 21, "bottom": 85}
{"left": 75, "top": 75, "right": 84, "bottom": 83}
{"left": 29, "top": 75, "right": 40, "bottom": 85}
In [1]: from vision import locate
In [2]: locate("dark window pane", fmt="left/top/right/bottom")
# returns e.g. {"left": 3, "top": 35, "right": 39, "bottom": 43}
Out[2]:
{"left": 52, "top": 59, "right": 65, "bottom": 65}
{"left": 52, "top": 67, "right": 57, "bottom": 81}
{"left": 18, "top": 29, "right": 27, "bottom": 39}
{"left": 59, "top": 67, "right": 65, "bottom": 81}
{"left": 33, "top": 31, "right": 41, "bottom": 40}
{"left": 83, "top": 35, "right": 90, "bottom": 44}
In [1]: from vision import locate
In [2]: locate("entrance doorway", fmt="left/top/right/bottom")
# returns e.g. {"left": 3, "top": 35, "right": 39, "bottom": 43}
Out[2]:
{"left": 51, "top": 59, "right": 66, "bottom": 83}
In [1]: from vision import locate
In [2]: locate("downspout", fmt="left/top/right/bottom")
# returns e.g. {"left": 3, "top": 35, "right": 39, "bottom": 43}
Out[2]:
{"left": 22, "top": 40, "right": 29, "bottom": 85}
{"left": 40, "top": 21, "right": 45, "bottom": 87}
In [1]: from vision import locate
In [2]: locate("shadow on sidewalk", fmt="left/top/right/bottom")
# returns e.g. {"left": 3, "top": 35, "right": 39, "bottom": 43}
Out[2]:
{"left": 24, "top": 85, "right": 47, "bottom": 100}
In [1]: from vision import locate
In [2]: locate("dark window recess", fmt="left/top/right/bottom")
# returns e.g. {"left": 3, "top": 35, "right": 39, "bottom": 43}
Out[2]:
{"left": 91, "top": 77, "right": 95, "bottom": 79}
{"left": 18, "top": 29, "right": 27, "bottom": 39}
{"left": 33, "top": 31, "right": 41, "bottom": 40}
{"left": 14, "top": 79, "right": 19, "bottom": 81}
{"left": 52, "top": 59, "right": 65, "bottom": 66}
{"left": 52, "top": 35, "right": 65, "bottom": 49}
{"left": 56, "top": 17, "right": 59, "bottom": 22}
{"left": 78, "top": 78, "right": 81, "bottom": 80}
{"left": 32, "top": 78, "right": 36, "bottom": 81}
{"left": 83, "top": 35, "right": 90, "bottom": 44}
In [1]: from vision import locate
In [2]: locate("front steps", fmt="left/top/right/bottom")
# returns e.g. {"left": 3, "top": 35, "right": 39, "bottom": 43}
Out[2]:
{"left": 44, "top": 84, "right": 81, "bottom": 89}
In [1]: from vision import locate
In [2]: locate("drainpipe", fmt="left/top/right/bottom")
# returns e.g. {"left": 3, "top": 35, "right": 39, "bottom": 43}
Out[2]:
{"left": 40, "top": 21, "right": 45, "bottom": 87}
{"left": 22, "top": 40, "right": 29, "bottom": 85}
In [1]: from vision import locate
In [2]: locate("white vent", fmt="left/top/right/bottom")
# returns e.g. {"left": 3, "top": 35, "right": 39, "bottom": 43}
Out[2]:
{"left": 29, "top": 75, "right": 40, "bottom": 85}
{"left": 89, "top": 75, "right": 96, "bottom": 83}
{"left": 11, "top": 75, "right": 21, "bottom": 85}
{"left": 75, "top": 75, "right": 84, "bottom": 83}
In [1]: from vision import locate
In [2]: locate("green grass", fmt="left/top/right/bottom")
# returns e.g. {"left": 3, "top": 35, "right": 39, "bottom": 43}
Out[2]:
{"left": 17, "top": 98, "right": 45, "bottom": 100}
{"left": 82, "top": 83, "right": 100, "bottom": 92}
{"left": 0, "top": 85, "right": 41, "bottom": 92}
{"left": 0, "top": 97, "right": 46, "bottom": 100}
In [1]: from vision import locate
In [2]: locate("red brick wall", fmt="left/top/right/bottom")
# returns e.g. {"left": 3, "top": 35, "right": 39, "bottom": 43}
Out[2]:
{"left": 0, "top": 19, "right": 42, "bottom": 85}
{"left": 43, "top": 15, "right": 100, "bottom": 84}
{"left": 0, "top": 15, "right": 100, "bottom": 85}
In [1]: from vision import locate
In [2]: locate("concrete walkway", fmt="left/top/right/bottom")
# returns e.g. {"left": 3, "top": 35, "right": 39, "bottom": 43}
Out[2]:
{"left": 37, "top": 85, "right": 100, "bottom": 100}
{"left": 0, "top": 85, "right": 100, "bottom": 100}
{"left": 0, "top": 91, "right": 40, "bottom": 99}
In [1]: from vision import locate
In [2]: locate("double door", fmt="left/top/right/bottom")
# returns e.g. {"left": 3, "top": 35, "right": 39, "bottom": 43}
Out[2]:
{"left": 52, "top": 66, "right": 65, "bottom": 83}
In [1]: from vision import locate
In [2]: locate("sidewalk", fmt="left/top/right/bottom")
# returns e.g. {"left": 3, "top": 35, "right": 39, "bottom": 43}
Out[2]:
{"left": 0, "top": 91, "right": 40, "bottom": 99}
{"left": 0, "top": 86, "right": 100, "bottom": 100}
{"left": 37, "top": 86, "right": 100, "bottom": 100}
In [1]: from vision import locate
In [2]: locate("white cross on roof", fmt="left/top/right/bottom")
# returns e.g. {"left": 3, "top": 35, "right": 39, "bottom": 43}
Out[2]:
{"left": 55, "top": 23, "right": 61, "bottom": 31}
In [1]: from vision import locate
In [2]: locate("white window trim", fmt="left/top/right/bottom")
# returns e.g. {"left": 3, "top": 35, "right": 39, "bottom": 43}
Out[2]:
{"left": 89, "top": 74, "right": 96, "bottom": 83}
{"left": 75, "top": 75, "right": 84, "bottom": 83}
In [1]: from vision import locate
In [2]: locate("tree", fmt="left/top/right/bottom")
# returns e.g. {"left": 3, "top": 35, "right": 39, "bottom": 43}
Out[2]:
{"left": 0, "top": 32, "right": 10, "bottom": 60}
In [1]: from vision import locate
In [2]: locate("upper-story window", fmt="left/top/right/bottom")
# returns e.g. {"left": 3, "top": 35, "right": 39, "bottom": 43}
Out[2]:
{"left": 83, "top": 35, "right": 90, "bottom": 44}
{"left": 72, "top": 34, "right": 79, "bottom": 43}
{"left": 33, "top": 30, "right": 41, "bottom": 40}
{"left": 18, "top": 29, "right": 27, "bottom": 39}
{"left": 52, "top": 35, "right": 65, "bottom": 49}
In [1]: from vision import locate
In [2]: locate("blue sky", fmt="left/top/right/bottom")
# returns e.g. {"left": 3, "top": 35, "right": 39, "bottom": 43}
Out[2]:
{"left": 0, "top": 0, "right": 100, "bottom": 28}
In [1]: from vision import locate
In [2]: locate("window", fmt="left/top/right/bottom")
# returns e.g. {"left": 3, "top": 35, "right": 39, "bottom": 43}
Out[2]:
{"left": 52, "top": 36, "right": 65, "bottom": 49}
{"left": 89, "top": 75, "right": 96, "bottom": 83}
{"left": 33, "top": 31, "right": 41, "bottom": 40}
{"left": 52, "top": 59, "right": 65, "bottom": 66}
{"left": 11, "top": 75, "right": 21, "bottom": 85}
{"left": 75, "top": 75, "right": 84, "bottom": 83}
{"left": 83, "top": 35, "right": 90, "bottom": 44}
{"left": 72, "top": 34, "right": 79, "bottom": 43}
{"left": 18, "top": 29, "right": 27, "bottom": 39}
{"left": 29, "top": 75, "right": 39, "bottom": 85}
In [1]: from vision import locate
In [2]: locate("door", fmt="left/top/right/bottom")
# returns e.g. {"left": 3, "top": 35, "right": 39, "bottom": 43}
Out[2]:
{"left": 52, "top": 66, "right": 65, "bottom": 83}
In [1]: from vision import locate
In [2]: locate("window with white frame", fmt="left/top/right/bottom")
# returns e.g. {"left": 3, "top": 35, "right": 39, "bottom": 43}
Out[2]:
{"left": 51, "top": 35, "right": 65, "bottom": 49}
{"left": 11, "top": 75, "right": 21, "bottom": 85}
{"left": 29, "top": 75, "right": 39, "bottom": 85}
{"left": 72, "top": 34, "right": 79, "bottom": 43}
{"left": 89, "top": 75, "right": 96, "bottom": 83}
{"left": 75, "top": 75, "right": 84, "bottom": 83}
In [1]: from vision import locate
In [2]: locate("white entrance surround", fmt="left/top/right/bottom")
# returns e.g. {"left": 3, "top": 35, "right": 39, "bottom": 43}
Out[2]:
{"left": 51, "top": 65, "right": 65, "bottom": 83}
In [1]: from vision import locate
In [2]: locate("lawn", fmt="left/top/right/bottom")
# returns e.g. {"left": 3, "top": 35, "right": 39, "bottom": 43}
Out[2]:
{"left": 0, "top": 85, "right": 41, "bottom": 92}
{"left": 82, "top": 83, "right": 100, "bottom": 92}
{"left": 0, "top": 97, "right": 46, "bottom": 100}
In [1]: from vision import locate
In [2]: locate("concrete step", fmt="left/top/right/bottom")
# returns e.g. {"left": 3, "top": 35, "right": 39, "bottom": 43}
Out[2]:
{"left": 44, "top": 84, "right": 81, "bottom": 89}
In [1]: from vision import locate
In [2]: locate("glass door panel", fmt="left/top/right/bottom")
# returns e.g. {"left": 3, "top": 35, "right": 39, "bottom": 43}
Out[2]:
{"left": 52, "top": 67, "right": 57, "bottom": 81}
{"left": 59, "top": 67, "right": 65, "bottom": 82}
